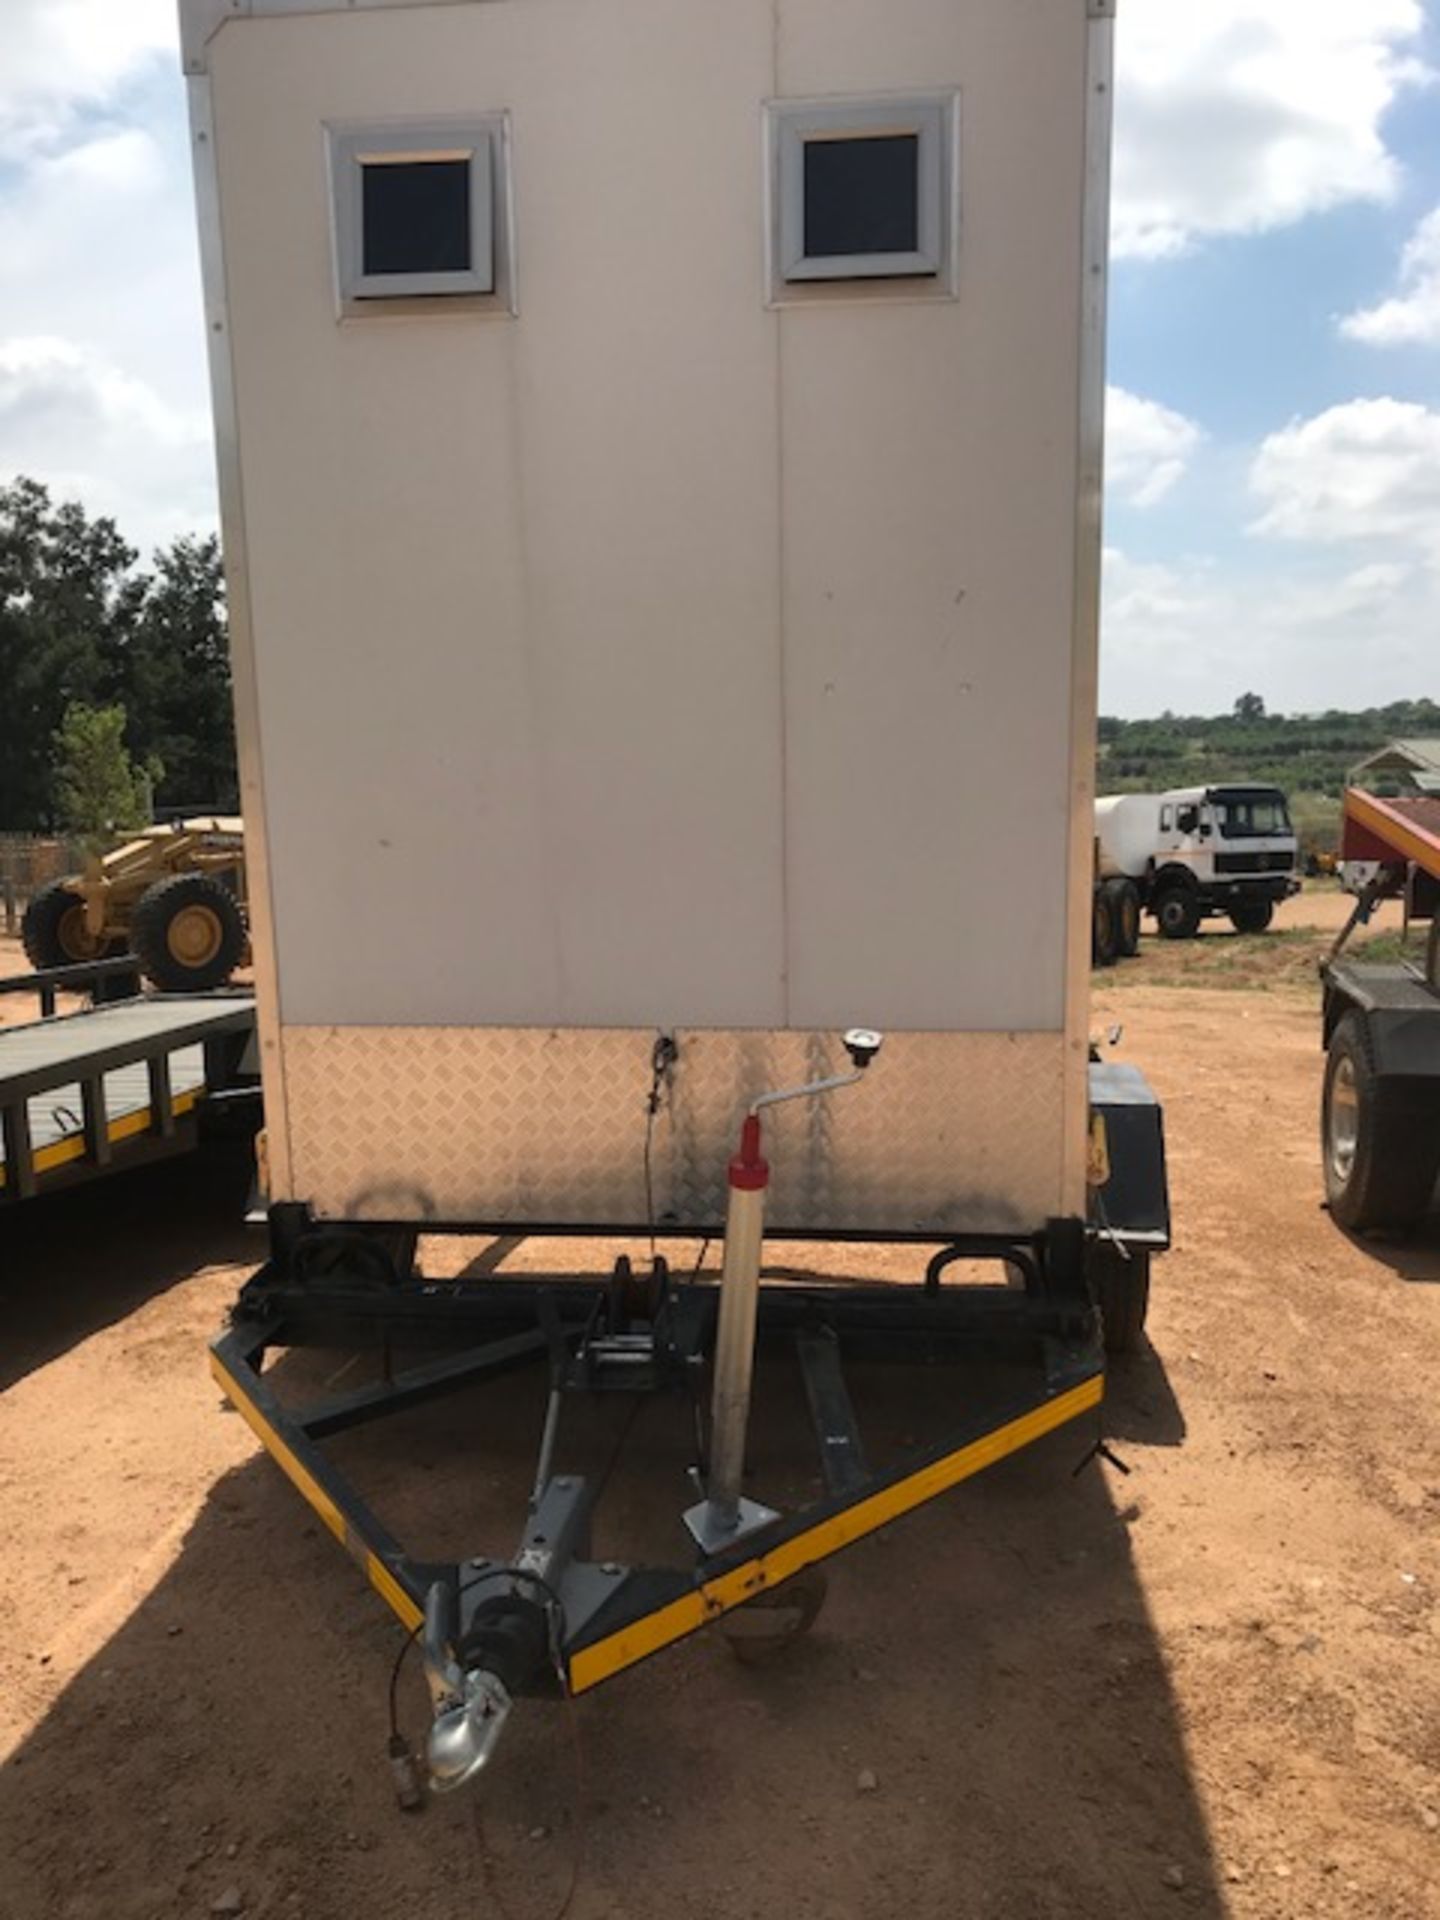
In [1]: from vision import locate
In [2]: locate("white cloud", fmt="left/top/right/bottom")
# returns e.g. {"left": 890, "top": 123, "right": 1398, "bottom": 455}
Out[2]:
{"left": 0, "top": 1, "right": 176, "bottom": 151}
{"left": 1113, "top": 0, "right": 1429, "bottom": 260}
{"left": 0, "top": 336, "right": 214, "bottom": 557}
{"left": 1248, "top": 397, "right": 1440, "bottom": 554}
{"left": 1341, "top": 205, "right": 1440, "bottom": 346}
{"left": 0, "top": 73, "right": 214, "bottom": 557}
{"left": 1101, "top": 544, "right": 1436, "bottom": 715}
{"left": 1105, "top": 387, "right": 1204, "bottom": 507}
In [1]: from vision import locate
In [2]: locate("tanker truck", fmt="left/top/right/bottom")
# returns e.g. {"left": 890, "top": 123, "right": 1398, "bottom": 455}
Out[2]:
{"left": 1093, "top": 784, "right": 1300, "bottom": 957}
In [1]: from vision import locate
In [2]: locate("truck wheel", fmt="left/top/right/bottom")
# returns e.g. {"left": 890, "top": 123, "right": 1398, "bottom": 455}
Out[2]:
{"left": 1087, "top": 1242, "right": 1151, "bottom": 1355}
{"left": 131, "top": 873, "right": 246, "bottom": 992}
{"left": 1229, "top": 899, "right": 1274, "bottom": 935}
{"left": 1323, "top": 1011, "right": 1440, "bottom": 1232}
{"left": 1154, "top": 885, "right": 1201, "bottom": 940}
{"left": 1092, "top": 888, "right": 1118, "bottom": 967}
{"left": 1427, "top": 917, "right": 1439, "bottom": 994}
{"left": 20, "top": 880, "right": 114, "bottom": 969}
{"left": 1111, "top": 878, "right": 1141, "bottom": 958}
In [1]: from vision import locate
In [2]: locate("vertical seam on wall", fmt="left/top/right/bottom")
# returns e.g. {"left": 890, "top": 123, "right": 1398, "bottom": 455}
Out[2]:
{"left": 772, "top": 0, "right": 790, "bottom": 1027}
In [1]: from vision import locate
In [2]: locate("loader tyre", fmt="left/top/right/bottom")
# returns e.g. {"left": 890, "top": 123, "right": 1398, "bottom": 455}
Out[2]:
{"left": 1229, "top": 898, "right": 1274, "bottom": 935}
{"left": 1154, "top": 881, "right": 1201, "bottom": 940}
{"left": 1087, "top": 1241, "right": 1150, "bottom": 1355}
{"left": 1111, "top": 878, "right": 1142, "bottom": 957}
{"left": 131, "top": 873, "right": 245, "bottom": 991}
{"left": 1323, "top": 1010, "right": 1440, "bottom": 1233}
{"left": 1092, "top": 887, "right": 1118, "bottom": 967}
{"left": 21, "top": 880, "right": 116, "bottom": 969}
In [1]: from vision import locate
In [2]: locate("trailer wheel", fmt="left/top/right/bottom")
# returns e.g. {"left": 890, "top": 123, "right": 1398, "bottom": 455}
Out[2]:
{"left": 1111, "top": 879, "right": 1141, "bottom": 958}
{"left": 131, "top": 873, "right": 246, "bottom": 992}
{"left": 1087, "top": 1242, "right": 1150, "bottom": 1355}
{"left": 1229, "top": 899, "right": 1274, "bottom": 935}
{"left": 1154, "top": 883, "right": 1201, "bottom": 941}
{"left": 1092, "top": 888, "right": 1118, "bottom": 967}
{"left": 20, "top": 880, "right": 118, "bottom": 969}
{"left": 1323, "top": 1011, "right": 1440, "bottom": 1232}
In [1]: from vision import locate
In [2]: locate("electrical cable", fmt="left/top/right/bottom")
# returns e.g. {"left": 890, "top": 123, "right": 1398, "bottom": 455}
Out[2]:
{"left": 641, "top": 1033, "right": 677, "bottom": 1259}
{"left": 388, "top": 1567, "right": 587, "bottom": 1919}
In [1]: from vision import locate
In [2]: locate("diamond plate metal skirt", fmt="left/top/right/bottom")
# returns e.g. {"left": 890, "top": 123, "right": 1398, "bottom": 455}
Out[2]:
{"left": 279, "top": 1027, "right": 1068, "bottom": 1234}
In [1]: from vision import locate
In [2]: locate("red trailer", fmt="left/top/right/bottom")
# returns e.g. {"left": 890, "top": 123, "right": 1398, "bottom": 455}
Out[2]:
{"left": 1320, "top": 790, "right": 1440, "bottom": 1232}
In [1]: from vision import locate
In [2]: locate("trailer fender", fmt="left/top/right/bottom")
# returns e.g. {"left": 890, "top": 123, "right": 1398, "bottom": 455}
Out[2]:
{"left": 1087, "top": 1061, "right": 1170, "bottom": 1246}
{"left": 1322, "top": 965, "right": 1440, "bottom": 1081}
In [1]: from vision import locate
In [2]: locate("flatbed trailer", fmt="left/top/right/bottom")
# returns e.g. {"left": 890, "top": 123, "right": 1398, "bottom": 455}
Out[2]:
{"left": 0, "top": 962, "right": 255, "bottom": 1204}
{"left": 1320, "top": 791, "right": 1440, "bottom": 1233}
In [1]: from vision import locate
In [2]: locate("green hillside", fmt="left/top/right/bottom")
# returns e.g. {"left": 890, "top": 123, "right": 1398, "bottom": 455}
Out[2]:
{"left": 1097, "top": 696, "right": 1440, "bottom": 853}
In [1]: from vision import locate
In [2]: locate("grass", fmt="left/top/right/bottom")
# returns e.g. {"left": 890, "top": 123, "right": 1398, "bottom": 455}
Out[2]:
{"left": 1096, "top": 924, "right": 1427, "bottom": 995}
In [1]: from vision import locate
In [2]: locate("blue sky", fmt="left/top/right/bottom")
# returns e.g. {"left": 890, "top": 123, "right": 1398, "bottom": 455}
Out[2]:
{"left": 0, "top": 0, "right": 1437, "bottom": 717}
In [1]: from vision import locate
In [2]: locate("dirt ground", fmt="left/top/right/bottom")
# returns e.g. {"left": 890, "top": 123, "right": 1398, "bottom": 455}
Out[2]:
{"left": 2, "top": 895, "right": 1438, "bottom": 1920}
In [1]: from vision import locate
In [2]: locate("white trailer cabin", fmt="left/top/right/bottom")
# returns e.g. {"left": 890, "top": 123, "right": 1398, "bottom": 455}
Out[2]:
{"left": 183, "top": 0, "right": 1112, "bottom": 1238}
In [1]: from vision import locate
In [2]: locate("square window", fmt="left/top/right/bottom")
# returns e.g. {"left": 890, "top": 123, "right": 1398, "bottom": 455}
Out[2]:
{"left": 803, "top": 134, "right": 920, "bottom": 260}
{"left": 362, "top": 158, "right": 473, "bottom": 278}
{"left": 769, "top": 93, "right": 956, "bottom": 293}
{"left": 330, "top": 117, "right": 509, "bottom": 309}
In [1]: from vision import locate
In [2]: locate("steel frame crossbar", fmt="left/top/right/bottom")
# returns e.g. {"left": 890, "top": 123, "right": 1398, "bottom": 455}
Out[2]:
{"left": 211, "top": 1236, "right": 1104, "bottom": 1704}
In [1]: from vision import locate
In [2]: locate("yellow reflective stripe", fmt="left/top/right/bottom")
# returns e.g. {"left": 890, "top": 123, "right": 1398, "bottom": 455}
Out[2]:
{"left": 568, "top": 1374, "right": 1102, "bottom": 1695}
{"left": 368, "top": 1552, "right": 425, "bottom": 1632}
{"left": 210, "top": 1350, "right": 424, "bottom": 1633}
{"left": 0, "top": 1087, "right": 202, "bottom": 1189}
{"left": 210, "top": 1350, "right": 346, "bottom": 1543}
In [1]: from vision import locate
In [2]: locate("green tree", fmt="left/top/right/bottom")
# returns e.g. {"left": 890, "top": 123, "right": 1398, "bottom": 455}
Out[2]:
{"left": 1233, "top": 691, "right": 1266, "bottom": 723}
{"left": 0, "top": 477, "right": 236, "bottom": 827}
{"left": 0, "top": 477, "right": 140, "bottom": 828}
{"left": 53, "top": 702, "right": 160, "bottom": 844}
{"left": 128, "top": 534, "right": 237, "bottom": 809}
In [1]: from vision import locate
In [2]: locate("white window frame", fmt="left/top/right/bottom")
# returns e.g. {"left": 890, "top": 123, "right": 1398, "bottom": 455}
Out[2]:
{"left": 329, "top": 116, "right": 506, "bottom": 306}
{"left": 768, "top": 93, "right": 958, "bottom": 293}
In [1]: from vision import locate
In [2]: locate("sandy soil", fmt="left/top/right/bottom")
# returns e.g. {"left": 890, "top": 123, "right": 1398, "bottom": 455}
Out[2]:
{"left": 1, "top": 930, "right": 1438, "bottom": 1919}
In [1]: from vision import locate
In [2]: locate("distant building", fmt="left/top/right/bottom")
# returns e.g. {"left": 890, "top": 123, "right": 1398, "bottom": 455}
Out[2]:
{"left": 1349, "top": 738, "right": 1440, "bottom": 796}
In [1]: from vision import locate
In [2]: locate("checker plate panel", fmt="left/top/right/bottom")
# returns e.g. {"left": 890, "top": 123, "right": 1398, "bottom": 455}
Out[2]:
{"left": 280, "top": 1026, "right": 1067, "bottom": 1233}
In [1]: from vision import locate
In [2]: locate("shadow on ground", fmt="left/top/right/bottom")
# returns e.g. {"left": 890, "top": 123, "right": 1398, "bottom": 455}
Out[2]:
{"left": 0, "top": 1137, "right": 255, "bottom": 1392}
{"left": 0, "top": 1299, "right": 1220, "bottom": 1920}
{"left": 1328, "top": 1209, "right": 1440, "bottom": 1287}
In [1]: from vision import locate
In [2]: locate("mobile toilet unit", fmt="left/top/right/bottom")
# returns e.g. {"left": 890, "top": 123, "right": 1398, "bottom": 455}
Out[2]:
{"left": 182, "top": 0, "right": 1168, "bottom": 1786}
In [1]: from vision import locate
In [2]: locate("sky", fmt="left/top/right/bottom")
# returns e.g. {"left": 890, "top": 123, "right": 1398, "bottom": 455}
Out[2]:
{"left": 0, "top": 2, "right": 1437, "bottom": 717}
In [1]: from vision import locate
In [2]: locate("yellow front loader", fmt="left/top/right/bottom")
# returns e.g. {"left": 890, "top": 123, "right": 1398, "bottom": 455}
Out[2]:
{"left": 21, "top": 819, "right": 249, "bottom": 992}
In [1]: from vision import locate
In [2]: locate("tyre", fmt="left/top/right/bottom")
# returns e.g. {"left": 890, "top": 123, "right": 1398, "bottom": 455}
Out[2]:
{"left": 1111, "top": 878, "right": 1141, "bottom": 958}
{"left": 1427, "top": 917, "right": 1439, "bottom": 994}
{"left": 1229, "top": 898, "right": 1275, "bottom": 935}
{"left": 20, "top": 879, "right": 114, "bottom": 969}
{"left": 1322, "top": 1011, "right": 1440, "bottom": 1233}
{"left": 1092, "top": 888, "right": 1119, "bottom": 967}
{"left": 130, "top": 872, "right": 246, "bottom": 991}
{"left": 1154, "top": 884, "right": 1202, "bottom": 940}
{"left": 1087, "top": 1242, "right": 1151, "bottom": 1355}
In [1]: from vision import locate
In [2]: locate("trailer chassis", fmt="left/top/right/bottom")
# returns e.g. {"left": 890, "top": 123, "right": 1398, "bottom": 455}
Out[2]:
{"left": 213, "top": 1207, "right": 1106, "bottom": 1786}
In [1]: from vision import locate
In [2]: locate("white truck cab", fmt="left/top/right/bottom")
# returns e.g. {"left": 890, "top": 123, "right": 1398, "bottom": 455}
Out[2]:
{"left": 1096, "top": 784, "right": 1300, "bottom": 939}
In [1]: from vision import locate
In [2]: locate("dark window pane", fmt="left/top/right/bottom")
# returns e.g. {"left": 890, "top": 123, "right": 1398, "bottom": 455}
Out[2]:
{"left": 362, "top": 158, "right": 472, "bottom": 277}
{"left": 803, "top": 133, "right": 920, "bottom": 260}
